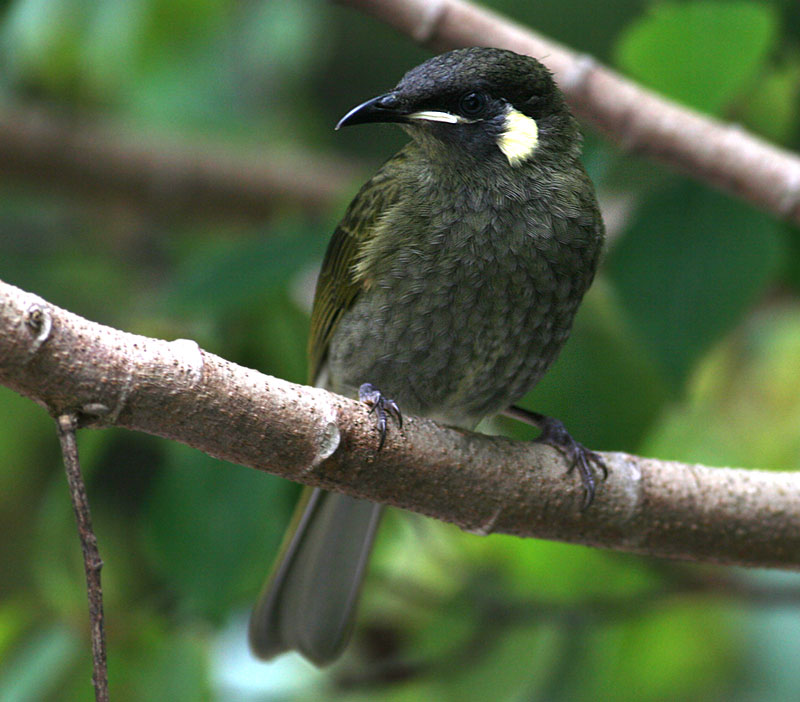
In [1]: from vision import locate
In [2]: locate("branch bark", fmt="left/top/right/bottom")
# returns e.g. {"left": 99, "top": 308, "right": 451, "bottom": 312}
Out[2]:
{"left": 56, "top": 414, "right": 108, "bottom": 702}
{"left": 336, "top": 0, "right": 800, "bottom": 227}
{"left": 2, "top": 278, "right": 799, "bottom": 570}
{"left": 0, "top": 104, "right": 361, "bottom": 220}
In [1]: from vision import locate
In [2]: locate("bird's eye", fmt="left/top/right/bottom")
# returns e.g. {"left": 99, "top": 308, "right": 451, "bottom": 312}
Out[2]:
{"left": 458, "top": 91, "right": 488, "bottom": 118}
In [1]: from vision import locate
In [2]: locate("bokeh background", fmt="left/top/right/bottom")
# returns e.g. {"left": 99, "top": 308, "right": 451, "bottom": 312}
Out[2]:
{"left": 1, "top": 1, "right": 800, "bottom": 700}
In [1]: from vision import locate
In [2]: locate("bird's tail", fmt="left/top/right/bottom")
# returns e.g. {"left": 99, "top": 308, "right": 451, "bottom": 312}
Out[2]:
{"left": 248, "top": 487, "right": 383, "bottom": 666}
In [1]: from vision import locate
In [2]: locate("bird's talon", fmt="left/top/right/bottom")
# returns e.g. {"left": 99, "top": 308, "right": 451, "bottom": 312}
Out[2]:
{"left": 359, "top": 383, "right": 402, "bottom": 451}
{"left": 387, "top": 399, "right": 402, "bottom": 429}
{"left": 528, "top": 413, "right": 607, "bottom": 509}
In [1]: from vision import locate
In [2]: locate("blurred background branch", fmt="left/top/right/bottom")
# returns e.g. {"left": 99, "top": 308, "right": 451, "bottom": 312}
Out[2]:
{"left": 338, "top": 0, "right": 800, "bottom": 227}
{"left": 0, "top": 104, "right": 361, "bottom": 221}
{"left": 0, "top": 0, "right": 795, "bottom": 231}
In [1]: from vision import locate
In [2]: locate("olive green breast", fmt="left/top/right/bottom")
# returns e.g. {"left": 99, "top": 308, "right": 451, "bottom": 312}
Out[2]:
{"left": 319, "top": 144, "right": 603, "bottom": 428}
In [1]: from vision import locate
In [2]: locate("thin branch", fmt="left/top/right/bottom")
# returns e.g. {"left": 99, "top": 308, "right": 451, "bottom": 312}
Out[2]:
{"left": 55, "top": 413, "right": 108, "bottom": 702}
{"left": 336, "top": 0, "right": 800, "bottom": 227}
{"left": 0, "top": 104, "right": 361, "bottom": 220}
{"left": 2, "top": 277, "right": 800, "bottom": 570}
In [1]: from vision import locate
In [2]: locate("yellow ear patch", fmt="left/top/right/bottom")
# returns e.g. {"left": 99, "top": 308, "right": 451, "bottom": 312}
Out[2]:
{"left": 498, "top": 108, "right": 539, "bottom": 166}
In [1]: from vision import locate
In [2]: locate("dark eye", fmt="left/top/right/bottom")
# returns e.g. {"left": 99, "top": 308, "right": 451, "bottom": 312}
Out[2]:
{"left": 458, "top": 91, "right": 488, "bottom": 118}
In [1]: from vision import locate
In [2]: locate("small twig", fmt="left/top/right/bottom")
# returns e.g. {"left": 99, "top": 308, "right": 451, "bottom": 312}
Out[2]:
{"left": 56, "top": 414, "right": 109, "bottom": 702}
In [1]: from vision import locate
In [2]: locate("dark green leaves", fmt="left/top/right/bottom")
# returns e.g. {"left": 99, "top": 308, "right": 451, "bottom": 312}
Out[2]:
{"left": 143, "top": 444, "right": 296, "bottom": 618}
{"left": 616, "top": 2, "right": 777, "bottom": 114}
{"left": 607, "top": 181, "right": 782, "bottom": 386}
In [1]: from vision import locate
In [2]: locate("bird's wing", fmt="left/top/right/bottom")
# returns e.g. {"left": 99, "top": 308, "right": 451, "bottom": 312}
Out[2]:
{"left": 307, "top": 148, "right": 408, "bottom": 382}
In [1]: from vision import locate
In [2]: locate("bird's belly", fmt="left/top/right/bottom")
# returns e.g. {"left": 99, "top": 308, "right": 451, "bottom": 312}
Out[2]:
{"left": 326, "top": 252, "right": 582, "bottom": 427}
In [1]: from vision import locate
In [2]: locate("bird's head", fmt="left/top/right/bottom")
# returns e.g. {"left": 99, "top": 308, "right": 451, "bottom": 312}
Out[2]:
{"left": 336, "top": 47, "right": 581, "bottom": 168}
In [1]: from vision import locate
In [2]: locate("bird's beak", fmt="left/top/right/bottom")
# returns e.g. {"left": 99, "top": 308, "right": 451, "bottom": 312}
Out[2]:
{"left": 337, "top": 92, "right": 469, "bottom": 130}
{"left": 336, "top": 93, "right": 406, "bottom": 130}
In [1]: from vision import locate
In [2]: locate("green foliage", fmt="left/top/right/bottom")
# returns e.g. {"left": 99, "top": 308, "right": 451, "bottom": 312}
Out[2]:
{"left": 521, "top": 281, "right": 669, "bottom": 451}
{"left": 119, "top": 623, "right": 212, "bottom": 702}
{"left": 607, "top": 181, "right": 783, "bottom": 385}
{"left": 163, "top": 222, "right": 325, "bottom": 317}
{"left": 576, "top": 600, "right": 735, "bottom": 702}
{"left": 143, "top": 444, "right": 295, "bottom": 619}
{"left": 615, "top": 1, "right": 778, "bottom": 114}
{"left": 0, "top": 626, "right": 82, "bottom": 702}
{"left": 644, "top": 306, "right": 800, "bottom": 470}
{"left": 735, "top": 59, "right": 800, "bottom": 143}
{"left": 1, "top": 0, "right": 800, "bottom": 700}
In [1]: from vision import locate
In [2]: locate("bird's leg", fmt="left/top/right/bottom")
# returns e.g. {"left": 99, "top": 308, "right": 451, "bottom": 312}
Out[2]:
{"left": 503, "top": 405, "right": 607, "bottom": 509}
{"left": 358, "top": 383, "right": 402, "bottom": 451}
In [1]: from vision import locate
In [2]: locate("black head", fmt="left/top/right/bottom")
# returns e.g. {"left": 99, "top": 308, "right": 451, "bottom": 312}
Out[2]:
{"left": 337, "top": 48, "right": 580, "bottom": 166}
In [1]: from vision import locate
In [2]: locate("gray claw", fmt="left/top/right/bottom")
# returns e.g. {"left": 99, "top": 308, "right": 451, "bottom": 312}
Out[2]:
{"left": 358, "top": 383, "right": 402, "bottom": 450}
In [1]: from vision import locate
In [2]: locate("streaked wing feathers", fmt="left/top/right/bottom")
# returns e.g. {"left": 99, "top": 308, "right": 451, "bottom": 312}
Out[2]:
{"left": 307, "top": 148, "right": 408, "bottom": 381}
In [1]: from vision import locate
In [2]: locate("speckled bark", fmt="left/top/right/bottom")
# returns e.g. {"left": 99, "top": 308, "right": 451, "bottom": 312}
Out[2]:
{"left": 2, "top": 278, "right": 799, "bottom": 570}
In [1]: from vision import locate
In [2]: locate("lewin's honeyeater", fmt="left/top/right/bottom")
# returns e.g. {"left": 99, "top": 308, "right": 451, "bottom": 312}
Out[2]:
{"left": 249, "top": 47, "right": 606, "bottom": 666}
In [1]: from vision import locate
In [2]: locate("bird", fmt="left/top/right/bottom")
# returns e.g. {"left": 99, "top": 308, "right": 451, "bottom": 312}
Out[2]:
{"left": 248, "top": 47, "right": 606, "bottom": 666}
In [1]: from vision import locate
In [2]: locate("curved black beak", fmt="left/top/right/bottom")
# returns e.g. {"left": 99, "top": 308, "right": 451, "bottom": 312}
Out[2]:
{"left": 335, "top": 93, "right": 406, "bottom": 130}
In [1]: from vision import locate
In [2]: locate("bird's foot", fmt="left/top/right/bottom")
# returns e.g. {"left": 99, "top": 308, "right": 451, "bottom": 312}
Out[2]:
{"left": 359, "top": 383, "right": 402, "bottom": 450}
{"left": 536, "top": 416, "right": 607, "bottom": 510}
{"left": 504, "top": 406, "right": 607, "bottom": 509}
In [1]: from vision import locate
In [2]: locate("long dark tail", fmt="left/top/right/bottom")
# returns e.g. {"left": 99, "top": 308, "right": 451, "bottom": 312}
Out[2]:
{"left": 248, "top": 487, "right": 384, "bottom": 666}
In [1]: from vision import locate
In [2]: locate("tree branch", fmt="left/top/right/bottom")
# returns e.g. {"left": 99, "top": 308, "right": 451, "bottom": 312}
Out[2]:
{"left": 336, "top": 0, "right": 800, "bottom": 227}
{"left": 1, "top": 277, "right": 799, "bottom": 570}
{"left": 0, "top": 104, "right": 361, "bottom": 220}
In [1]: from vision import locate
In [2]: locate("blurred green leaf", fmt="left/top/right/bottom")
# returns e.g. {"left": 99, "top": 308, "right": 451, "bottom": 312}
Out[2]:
{"left": 731, "top": 572, "right": 800, "bottom": 702}
{"left": 163, "top": 224, "right": 324, "bottom": 316}
{"left": 30, "top": 479, "right": 88, "bottom": 619}
{"left": 1, "top": 0, "right": 90, "bottom": 97}
{"left": 435, "top": 623, "right": 563, "bottom": 702}
{"left": 120, "top": 621, "right": 211, "bottom": 702}
{"left": 606, "top": 181, "right": 783, "bottom": 386}
{"left": 81, "top": 0, "right": 149, "bottom": 99}
{"left": 238, "top": 0, "right": 330, "bottom": 80}
{"left": 0, "top": 388, "right": 51, "bottom": 501}
{"left": 615, "top": 1, "right": 777, "bottom": 114}
{"left": 0, "top": 247, "right": 136, "bottom": 325}
{"left": 122, "top": 41, "right": 241, "bottom": 126}
{"left": 575, "top": 600, "right": 735, "bottom": 702}
{"left": 519, "top": 281, "right": 669, "bottom": 452}
{"left": 487, "top": 539, "right": 660, "bottom": 603}
{"left": 643, "top": 305, "right": 800, "bottom": 469}
{"left": 0, "top": 598, "right": 33, "bottom": 665}
{"left": 143, "top": 443, "right": 295, "bottom": 618}
{"left": 496, "top": 0, "right": 647, "bottom": 61}
{"left": 786, "top": 224, "right": 800, "bottom": 294}
{"left": 143, "top": 0, "right": 228, "bottom": 48}
{"left": 0, "top": 626, "right": 81, "bottom": 702}
{"left": 734, "top": 59, "right": 800, "bottom": 143}
{"left": 242, "top": 290, "right": 311, "bottom": 384}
